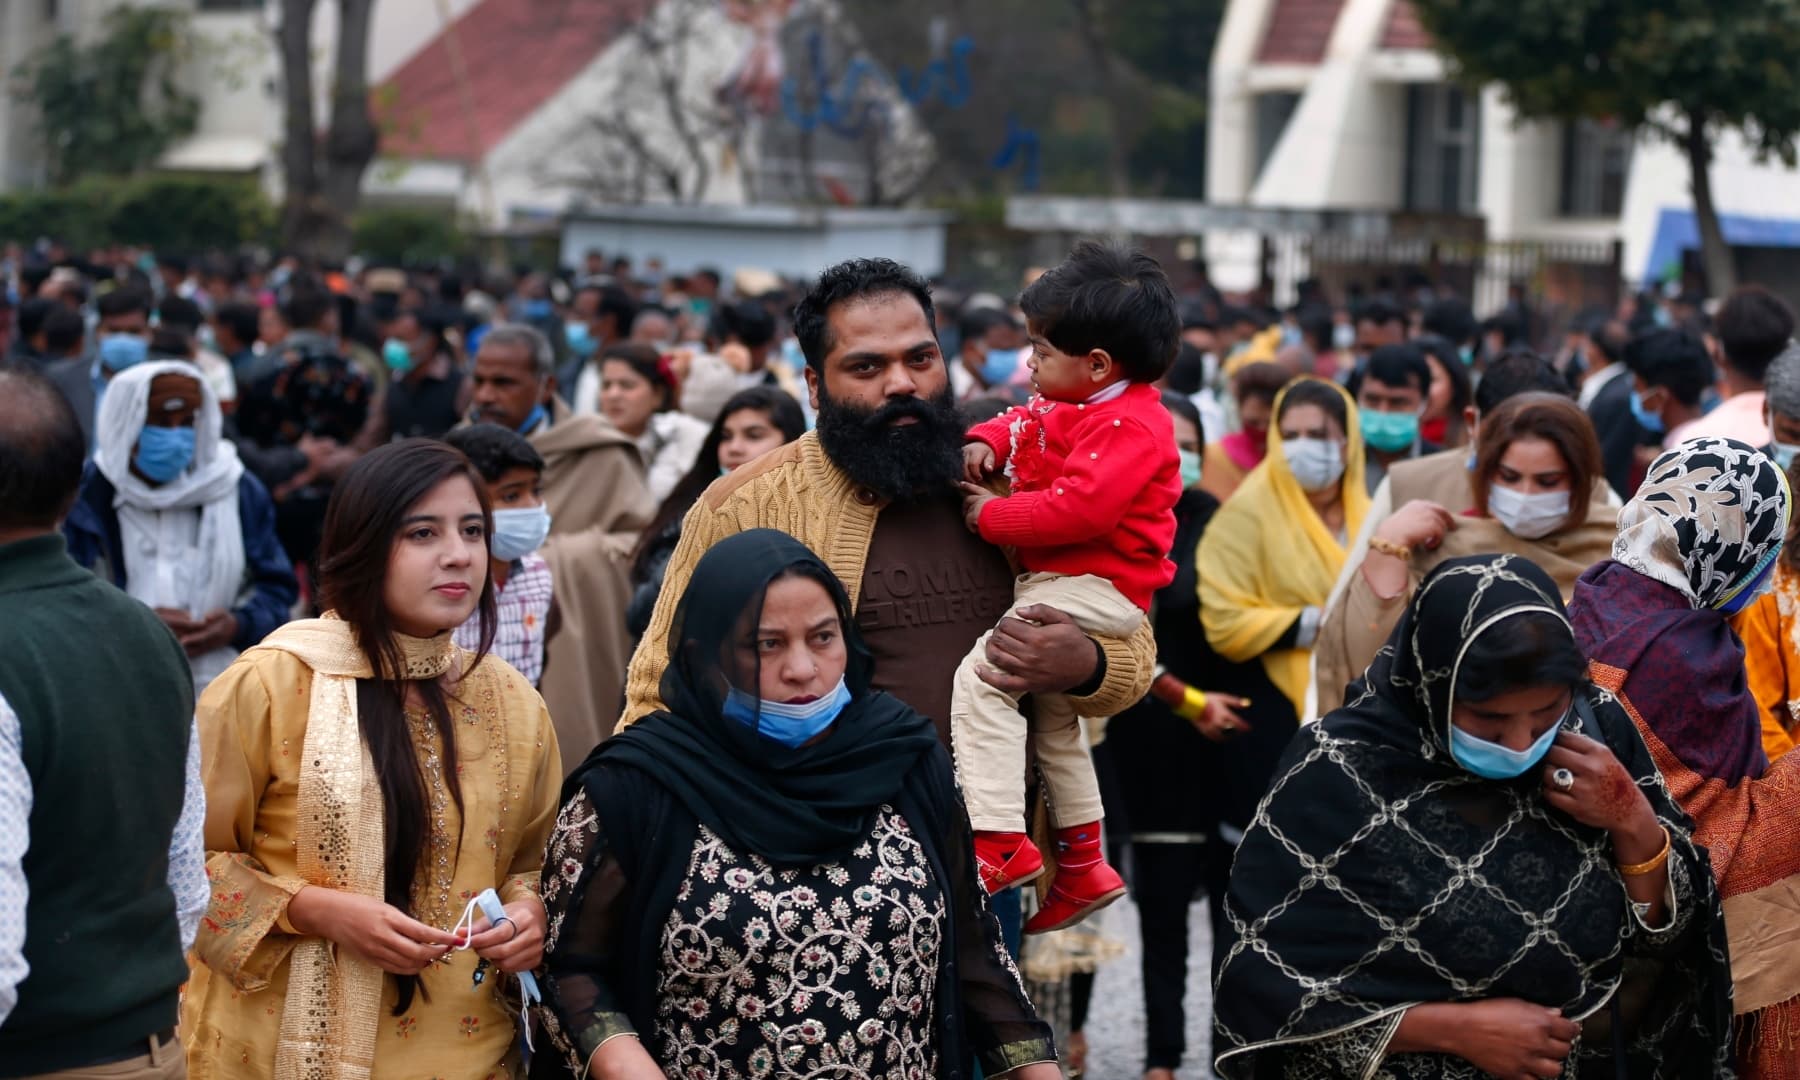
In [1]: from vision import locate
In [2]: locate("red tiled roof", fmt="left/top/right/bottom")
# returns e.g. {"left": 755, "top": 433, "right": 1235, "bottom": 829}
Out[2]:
{"left": 1256, "top": 0, "right": 1347, "bottom": 64}
{"left": 1381, "top": 0, "right": 1434, "bottom": 51}
{"left": 377, "top": 0, "right": 651, "bottom": 162}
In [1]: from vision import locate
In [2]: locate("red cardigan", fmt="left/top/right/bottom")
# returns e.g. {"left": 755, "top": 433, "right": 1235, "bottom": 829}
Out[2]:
{"left": 968, "top": 381, "right": 1180, "bottom": 609}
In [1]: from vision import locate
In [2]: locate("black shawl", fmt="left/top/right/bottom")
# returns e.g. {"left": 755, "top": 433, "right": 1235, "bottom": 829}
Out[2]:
{"left": 566, "top": 528, "right": 941, "bottom": 867}
{"left": 1213, "top": 553, "right": 1734, "bottom": 1079}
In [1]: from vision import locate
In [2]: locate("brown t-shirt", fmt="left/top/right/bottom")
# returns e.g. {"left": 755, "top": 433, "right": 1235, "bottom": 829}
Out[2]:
{"left": 857, "top": 496, "right": 1016, "bottom": 742}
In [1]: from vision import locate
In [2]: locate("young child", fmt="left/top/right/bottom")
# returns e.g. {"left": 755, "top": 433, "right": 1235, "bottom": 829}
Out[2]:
{"left": 957, "top": 241, "right": 1183, "bottom": 933}
{"left": 444, "top": 424, "right": 556, "bottom": 685}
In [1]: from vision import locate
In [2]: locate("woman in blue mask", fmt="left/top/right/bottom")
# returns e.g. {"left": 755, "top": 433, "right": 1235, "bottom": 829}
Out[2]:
{"left": 1570, "top": 437, "right": 1800, "bottom": 1075}
{"left": 64, "top": 360, "right": 297, "bottom": 696}
{"left": 539, "top": 529, "right": 1059, "bottom": 1080}
{"left": 1215, "top": 553, "right": 1732, "bottom": 1080}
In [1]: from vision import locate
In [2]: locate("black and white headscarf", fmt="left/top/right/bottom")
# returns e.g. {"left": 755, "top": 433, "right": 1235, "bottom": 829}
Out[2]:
{"left": 1613, "top": 437, "right": 1788, "bottom": 609}
{"left": 1213, "top": 554, "right": 1734, "bottom": 1079}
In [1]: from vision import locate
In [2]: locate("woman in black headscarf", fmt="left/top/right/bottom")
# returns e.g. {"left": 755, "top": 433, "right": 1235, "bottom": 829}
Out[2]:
{"left": 537, "top": 529, "right": 1058, "bottom": 1080}
{"left": 1213, "top": 553, "right": 1733, "bottom": 1080}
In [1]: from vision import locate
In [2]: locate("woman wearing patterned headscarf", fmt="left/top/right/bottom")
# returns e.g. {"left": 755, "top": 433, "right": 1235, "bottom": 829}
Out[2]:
{"left": 1214, "top": 553, "right": 1732, "bottom": 1079}
{"left": 1569, "top": 436, "right": 1800, "bottom": 1077}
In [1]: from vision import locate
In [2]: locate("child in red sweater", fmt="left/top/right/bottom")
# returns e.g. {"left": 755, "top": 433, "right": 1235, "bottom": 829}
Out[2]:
{"left": 956, "top": 241, "right": 1182, "bottom": 933}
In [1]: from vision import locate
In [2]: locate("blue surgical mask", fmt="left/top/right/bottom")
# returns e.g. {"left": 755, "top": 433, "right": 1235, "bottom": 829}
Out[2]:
{"left": 516, "top": 402, "right": 547, "bottom": 434}
{"left": 1717, "top": 549, "right": 1780, "bottom": 615}
{"left": 134, "top": 424, "right": 197, "bottom": 484}
{"left": 721, "top": 676, "right": 852, "bottom": 748}
{"left": 1630, "top": 389, "right": 1666, "bottom": 434}
{"left": 382, "top": 337, "right": 414, "bottom": 372}
{"left": 1361, "top": 407, "right": 1421, "bottom": 453}
{"left": 1449, "top": 712, "right": 1565, "bottom": 780}
{"left": 1179, "top": 447, "right": 1203, "bottom": 489}
{"left": 980, "top": 348, "right": 1018, "bottom": 386}
{"left": 489, "top": 505, "right": 552, "bottom": 561}
{"left": 565, "top": 321, "right": 597, "bottom": 359}
{"left": 522, "top": 298, "right": 553, "bottom": 321}
{"left": 1332, "top": 323, "right": 1355, "bottom": 350}
{"left": 1771, "top": 440, "right": 1800, "bottom": 473}
{"left": 99, "top": 333, "right": 149, "bottom": 373}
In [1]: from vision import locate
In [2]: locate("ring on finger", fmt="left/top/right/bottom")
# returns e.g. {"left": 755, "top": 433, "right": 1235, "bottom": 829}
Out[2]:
{"left": 495, "top": 916, "right": 519, "bottom": 942}
{"left": 1551, "top": 767, "right": 1576, "bottom": 793}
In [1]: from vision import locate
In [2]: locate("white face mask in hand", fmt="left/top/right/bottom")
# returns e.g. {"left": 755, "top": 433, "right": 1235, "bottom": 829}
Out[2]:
{"left": 1488, "top": 485, "right": 1570, "bottom": 540}
{"left": 1284, "top": 437, "right": 1345, "bottom": 493}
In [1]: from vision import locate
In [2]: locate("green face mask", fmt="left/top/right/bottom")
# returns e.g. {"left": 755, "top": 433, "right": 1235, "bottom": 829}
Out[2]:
{"left": 1179, "top": 447, "right": 1203, "bottom": 489}
{"left": 1360, "top": 407, "right": 1420, "bottom": 453}
{"left": 382, "top": 337, "right": 415, "bottom": 373}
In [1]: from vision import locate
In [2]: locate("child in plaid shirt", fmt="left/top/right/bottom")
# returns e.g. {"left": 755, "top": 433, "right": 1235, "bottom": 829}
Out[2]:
{"left": 445, "top": 424, "right": 556, "bottom": 684}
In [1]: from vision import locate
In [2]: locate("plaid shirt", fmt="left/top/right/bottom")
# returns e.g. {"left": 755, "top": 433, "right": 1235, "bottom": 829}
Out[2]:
{"left": 455, "top": 552, "right": 553, "bottom": 685}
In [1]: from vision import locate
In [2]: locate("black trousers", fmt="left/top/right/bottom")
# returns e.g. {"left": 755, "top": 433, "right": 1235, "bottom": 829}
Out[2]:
{"left": 1131, "top": 838, "right": 1231, "bottom": 1071}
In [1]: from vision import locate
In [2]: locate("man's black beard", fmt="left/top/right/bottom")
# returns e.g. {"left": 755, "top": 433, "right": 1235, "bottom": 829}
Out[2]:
{"left": 815, "top": 383, "right": 965, "bottom": 503}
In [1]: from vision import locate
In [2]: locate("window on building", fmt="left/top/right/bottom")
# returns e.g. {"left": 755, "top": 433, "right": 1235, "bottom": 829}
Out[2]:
{"left": 1559, "top": 119, "right": 1633, "bottom": 218}
{"left": 1254, "top": 92, "right": 1301, "bottom": 182}
{"left": 1403, "top": 84, "right": 1481, "bottom": 214}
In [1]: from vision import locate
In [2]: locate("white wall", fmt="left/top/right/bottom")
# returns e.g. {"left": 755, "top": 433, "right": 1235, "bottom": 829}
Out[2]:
{"left": 560, "top": 209, "right": 950, "bottom": 279}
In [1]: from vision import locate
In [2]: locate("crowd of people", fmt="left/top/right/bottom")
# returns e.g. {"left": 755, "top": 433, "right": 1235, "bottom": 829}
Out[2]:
{"left": 2, "top": 232, "right": 1799, "bottom": 1080}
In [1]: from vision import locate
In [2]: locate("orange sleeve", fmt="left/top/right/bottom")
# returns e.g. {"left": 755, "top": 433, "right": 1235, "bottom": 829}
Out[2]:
{"left": 1733, "top": 594, "right": 1796, "bottom": 763}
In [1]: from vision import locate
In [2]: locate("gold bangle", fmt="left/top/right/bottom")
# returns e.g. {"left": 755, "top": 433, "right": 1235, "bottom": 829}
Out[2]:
{"left": 1617, "top": 825, "right": 1671, "bottom": 876}
{"left": 1368, "top": 535, "right": 1413, "bottom": 561}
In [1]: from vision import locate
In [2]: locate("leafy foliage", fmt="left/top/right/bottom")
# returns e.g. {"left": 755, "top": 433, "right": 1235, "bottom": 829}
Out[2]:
{"left": 351, "top": 208, "right": 476, "bottom": 266}
{"left": 0, "top": 177, "right": 273, "bottom": 253}
{"left": 1410, "top": 0, "right": 1800, "bottom": 162}
{"left": 10, "top": 6, "right": 202, "bottom": 185}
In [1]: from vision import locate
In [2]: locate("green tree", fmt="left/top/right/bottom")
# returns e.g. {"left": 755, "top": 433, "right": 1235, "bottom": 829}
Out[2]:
{"left": 11, "top": 6, "right": 200, "bottom": 185}
{"left": 1411, "top": 0, "right": 1800, "bottom": 295}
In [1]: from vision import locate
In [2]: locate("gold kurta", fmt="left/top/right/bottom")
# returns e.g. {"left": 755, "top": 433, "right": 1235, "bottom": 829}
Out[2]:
{"left": 183, "top": 643, "right": 563, "bottom": 1080}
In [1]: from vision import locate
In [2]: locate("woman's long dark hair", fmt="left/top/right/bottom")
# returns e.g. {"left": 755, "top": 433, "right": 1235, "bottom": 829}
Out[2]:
{"left": 317, "top": 439, "right": 497, "bottom": 1016}
{"left": 630, "top": 387, "right": 806, "bottom": 581}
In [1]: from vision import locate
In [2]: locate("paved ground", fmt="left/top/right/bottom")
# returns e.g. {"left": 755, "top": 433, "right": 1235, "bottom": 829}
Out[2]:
{"left": 1074, "top": 893, "right": 1216, "bottom": 1079}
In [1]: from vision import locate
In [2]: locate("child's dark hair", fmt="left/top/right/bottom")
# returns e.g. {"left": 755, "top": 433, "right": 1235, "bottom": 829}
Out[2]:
{"left": 1454, "top": 611, "right": 1587, "bottom": 704}
{"left": 1019, "top": 240, "right": 1180, "bottom": 383}
{"left": 443, "top": 423, "right": 545, "bottom": 485}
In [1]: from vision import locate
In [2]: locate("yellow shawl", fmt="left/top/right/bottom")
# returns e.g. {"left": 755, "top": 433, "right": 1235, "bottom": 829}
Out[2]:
{"left": 250, "top": 617, "right": 454, "bottom": 1080}
{"left": 1198, "top": 380, "right": 1368, "bottom": 714}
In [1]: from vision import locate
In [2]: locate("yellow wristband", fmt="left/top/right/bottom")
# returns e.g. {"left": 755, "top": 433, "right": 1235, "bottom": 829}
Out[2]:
{"left": 1617, "top": 825, "right": 1672, "bottom": 876}
{"left": 1368, "top": 535, "right": 1413, "bottom": 561}
{"left": 1175, "top": 686, "right": 1208, "bottom": 720}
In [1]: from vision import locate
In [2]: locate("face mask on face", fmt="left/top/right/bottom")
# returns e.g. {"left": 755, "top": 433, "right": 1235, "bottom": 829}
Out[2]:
{"left": 1773, "top": 440, "right": 1800, "bottom": 473}
{"left": 522, "top": 298, "right": 553, "bottom": 321}
{"left": 382, "top": 337, "right": 414, "bottom": 372}
{"left": 1332, "top": 323, "right": 1356, "bottom": 351}
{"left": 1630, "top": 389, "right": 1666, "bottom": 434}
{"left": 1717, "top": 549, "right": 1780, "bottom": 615}
{"left": 1450, "top": 711, "right": 1566, "bottom": 780}
{"left": 99, "top": 333, "right": 148, "bottom": 373}
{"left": 1284, "top": 437, "right": 1345, "bottom": 493}
{"left": 489, "top": 505, "right": 552, "bottom": 561}
{"left": 1488, "top": 485, "right": 1571, "bottom": 540}
{"left": 979, "top": 348, "right": 1018, "bottom": 386}
{"left": 134, "top": 424, "right": 197, "bottom": 484}
{"left": 1179, "top": 447, "right": 1203, "bottom": 489}
{"left": 1361, "top": 407, "right": 1421, "bottom": 453}
{"left": 565, "top": 321, "right": 597, "bottom": 359}
{"left": 721, "top": 676, "right": 853, "bottom": 748}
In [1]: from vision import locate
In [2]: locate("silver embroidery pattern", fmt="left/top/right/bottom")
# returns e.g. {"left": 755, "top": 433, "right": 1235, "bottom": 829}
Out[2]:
{"left": 653, "top": 807, "right": 945, "bottom": 1079}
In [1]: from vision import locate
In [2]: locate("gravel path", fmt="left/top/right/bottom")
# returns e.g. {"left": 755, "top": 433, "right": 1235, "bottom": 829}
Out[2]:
{"left": 1075, "top": 892, "right": 1217, "bottom": 1079}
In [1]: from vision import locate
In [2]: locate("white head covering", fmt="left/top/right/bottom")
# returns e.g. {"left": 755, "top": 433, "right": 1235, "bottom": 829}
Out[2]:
{"left": 94, "top": 360, "right": 247, "bottom": 692}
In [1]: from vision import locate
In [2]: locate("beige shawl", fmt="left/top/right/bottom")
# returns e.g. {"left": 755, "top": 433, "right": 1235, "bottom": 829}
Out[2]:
{"left": 252, "top": 617, "right": 456, "bottom": 1080}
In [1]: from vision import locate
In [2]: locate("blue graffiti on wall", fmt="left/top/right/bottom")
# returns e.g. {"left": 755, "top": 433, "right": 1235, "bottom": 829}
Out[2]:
{"left": 778, "top": 29, "right": 1039, "bottom": 189}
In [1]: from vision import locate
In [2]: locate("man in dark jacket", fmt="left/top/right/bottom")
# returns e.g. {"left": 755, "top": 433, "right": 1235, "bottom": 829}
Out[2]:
{"left": 0, "top": 367, "right": 204, "bottom": 1079}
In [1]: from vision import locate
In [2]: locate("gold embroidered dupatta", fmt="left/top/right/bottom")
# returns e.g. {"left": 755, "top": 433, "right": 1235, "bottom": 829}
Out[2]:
{"left": 254, "top": 617, "right": 456, "bottom": 1080}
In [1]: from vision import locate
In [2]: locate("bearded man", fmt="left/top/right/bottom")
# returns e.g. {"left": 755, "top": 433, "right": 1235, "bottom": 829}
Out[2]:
{"left": 619, "top": 256, "right": 1154, "bottom": 738}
